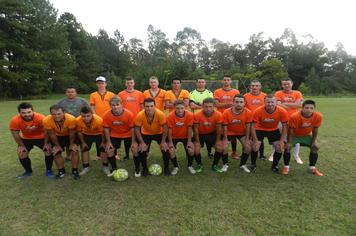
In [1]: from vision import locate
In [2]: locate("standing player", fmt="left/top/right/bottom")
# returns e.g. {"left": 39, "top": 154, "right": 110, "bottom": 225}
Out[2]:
{"left": 189, "top": 78, "right": 213, "bottom": 113}
{"left": 285, "top": 100, "right": 324, "bottom": 176}
{"left": 57, "top": 86, "right": 89, "bottom": 117}
{"left": 244, "top": 79, "right": 267, "bottom": 160}
{"left": 143, "top": 76, "right": 166, "bottom": 111}
{"left": 250, "top": 95, "right": 289, "bottom": 173}
{"left": 103, "top": 96, "right": 135, "bottom": 175}
{"left": 132, "top": 98, "right": 171, "bottom": 176}
{"left": 222, "top": 95, "right": 253, "bottom": 173}
{"left": 275, "top": 77, "right": 303, "bottom": 164}
{"left": 164, "top": 77, "right": 190, "bottom": 112}
{"left": 76, "top": 106, "right": 109, "bottom": 176}
{"left": 167, "top": 100, "right": 196, "bottom": 175}
{"left": 214, "top": 75, "right": 240, "bottom": 159}
{"left": 9, "top": 102, "right": 54, "bottom": 179}
{"left": 193, "top": 98, "right": 224, "bottom": 173}
{"left": 43, "top": 105, "right": 80, "bottom": 179}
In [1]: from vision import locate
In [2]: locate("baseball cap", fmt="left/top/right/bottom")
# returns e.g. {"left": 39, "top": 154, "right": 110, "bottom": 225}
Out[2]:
{"left": 96, "top": 76, "right": 106, "bottom": 82}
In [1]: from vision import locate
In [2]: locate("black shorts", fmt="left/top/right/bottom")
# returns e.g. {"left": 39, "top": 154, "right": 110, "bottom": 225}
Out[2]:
{"left": 22, "top": 138, "right": 44, "bottom": 151}
{"left": 57, "top": 136, "right": 70, "bottom": 150}
{"left": 110, "top": 137, "right": 132, "bottom": 150}
{"left": 227, "top": 135, "right": 245, "bottom": 142}
{"left": 196, "top": 133, "right": 216, "bottom": 148}
{"left": 83, "top": 134, "right": 104, "bottom": 152}
{"left": 255, "top": 130, "right": 281, "bottom": 144}
{"left": 141, "top": 134, "right": 164, "bottom": 146}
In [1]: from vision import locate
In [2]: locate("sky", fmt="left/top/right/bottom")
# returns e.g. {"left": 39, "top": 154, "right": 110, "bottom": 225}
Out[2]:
{"left": 49, "top": 0, "right": 356, "bottom": 56}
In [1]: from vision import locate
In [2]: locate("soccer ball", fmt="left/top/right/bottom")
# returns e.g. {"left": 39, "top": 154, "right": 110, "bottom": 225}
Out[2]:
{"left": 149, "top": 164, "right": 162, "bottom": 176}
{"left": 113, "top": 169, "right": 129, "bottom": 182}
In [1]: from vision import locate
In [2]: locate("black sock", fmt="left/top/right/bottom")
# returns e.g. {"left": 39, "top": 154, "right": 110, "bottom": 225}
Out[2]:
{"left": 133, "top": 155, "right": 140, "bottom": 172}
{"left": 222, "top": 153, "right": 229, "bottom": 165}
{"left": 250, "top": 151, "right": 258, "bottom": 165}
{"left": 309, "top": 152, "right": 318, "bottom": 166}
{"left": 162, "top": 151, "right": 170, "bottom": 169}
{"left": 45, "top": 155, "right": 53, "bottom": 171}
{"left": 72, "top": 168, "right": 78, "bottom": 173}
{"left": 58, "top": 168, "right": 65, "bottom": 174}
{"left": 283, "top": 152, "right": 291, "bottom": 166}
{"left": 20, "top": 157, "right": 32, "bottom": 173}
{"left": 272, "top": 152, "right": 282, "bottom": 167}
{"left": 187, "top": 155, "right": 194, "bottom": 167}
{"left": 212, "top": 152, "right": 222, "bottom": 166}
{"left": 239, "top": 153, "right": 249, "bottom": 166}
{"left": 141, "top": 152, "right": 148, "bottom": 171}
{"left": 171, "top": 157, "right": 179, "bottom": 168}
{"left": 259, "top": 142, "right": 265, "bottom": 157}
{"left": 195, "top": 154, "right": 202, "bottom": 165}
{"left": 108, "top": 156, "right": 117, "bottom": 171}
{"left": 207, "top": 146, "right": 212, "bottom": 155}
{"left": 231, "top": 140, "right": 237, "bottom": 152}
{"left": 83, "top": 163, "right": 90, "bottom": 168}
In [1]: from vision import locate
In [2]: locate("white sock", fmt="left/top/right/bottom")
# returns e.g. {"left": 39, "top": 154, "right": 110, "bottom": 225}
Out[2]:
{"left": 293, "top": 143, "right": 300, "bottom": 157}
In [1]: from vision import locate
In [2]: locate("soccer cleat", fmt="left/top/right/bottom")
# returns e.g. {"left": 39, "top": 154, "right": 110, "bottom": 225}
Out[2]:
{"left": 212, "top": 165, "right": 223, "bottom": 173}
{"left": 248, "top": 165, "right": 257, "bottom": 172}
{"left": 164, "top": 168, "right": 171, "bottom": 176}
{"left": 294, "top": 156, "right": 303, "bottom": 164}
{"left": 272, "top": 166, "right": 279, "bottom": 173}
{"left": 208, "top": 153, "right": 214, "bottom": 159}
{"left": 17, "top": 171, "right": 32, "bottom": 179}
{"left": 45, "top": 170, "right": 55, "bottom": 179}
{"left": 268, "top": 155, "right": 274, "bottom": 162}
{"left": 102, "top": 166, "right": 111, "bottom": 175}
{"left": 123, "top": 156, "right": 129, "bottom": 161}
{"left": 240, "top": 165, "right": 251, "bottom": 173}
{"left": 79, "top": 167, "right": 90, "bottom": 176}
{"left": 221, "top": 164, "right": 229, "bottom": 172}
{"left": 141, "top": 168, "right": 149, "bottom": 177}
{"left": 71, "top": 171, "right": 81, "bottom": 180}
{"left": 171, "top": 167, "right": 179, "bottom": 176}
{"left": 56, "top": 172, "right": 66, "bottom": 179}
{"left": 195, "top": 164, "right": 204, "bottom": 173}
{"left": 231, "top": 152, "right": 240, "bottom": 160}
{"left": 134, "top": 170, "right": 141, "bottom": 178}
{"left": 187, "top": 166, "right": 196, "bottom": 175}
{"left": 309, "top": 167, "right": 324, "bottom": 177}
{"left": 282, "top": 166, "right": 289, "bottom": 175}
{"left": 259, "top": 155, "right": 267, "bottom": 161}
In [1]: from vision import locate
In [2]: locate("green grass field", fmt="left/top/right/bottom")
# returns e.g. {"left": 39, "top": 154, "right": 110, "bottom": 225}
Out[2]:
{"left": 1, "top": 97, "right": 355, "bottom": 235}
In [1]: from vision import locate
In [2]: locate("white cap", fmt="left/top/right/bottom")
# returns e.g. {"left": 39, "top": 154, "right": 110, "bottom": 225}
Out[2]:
{"left": 95, "top": 76, "right": 106, "bottom": 82}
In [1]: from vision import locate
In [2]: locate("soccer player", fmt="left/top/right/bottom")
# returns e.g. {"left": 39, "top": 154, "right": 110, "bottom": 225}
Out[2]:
{"left": 118, "top": 76, "right": 144, "bottom": 117}
{"left": 164, "top": 77, "right": 190, "bottom": 112}
{"left": 103, "top": 96, "right": 135, "bottom": 175}
{"left": 193, "top": 98, "right": 224, "bottom": 173}
{"left": 284, "top": 100, "right": 324, "bottom": 176}
{"left": 275, "top": 77, "right": 303, "bottom": 164}
{"left": 250, "top": 95, "right": 289, "bottom": 173}
{"left": 244, "top": 79, "right": 267, "bottom": 160}
{"left": 222, "top": 95, "right": 253, "bottom": 173}
{"left": 132, "top": 98, "right": 171, "bottom": 176}
{"left": 43, "top": 105, "right": 80, "bottom": 179}
{"left": 167, "top": 100, "right": 196, "bottom": 175}
{"left": 76, "top": 106, "right": 109, "bottom": 176}
{"left": 9, "top": 102, "right": 54, "bottom": 179}
{"left": 143, "top": 76, "right": 166, "bottom": 111}
{"left": 189, "top": 78, "right": 213, "bottom": 113}
{"left": 57, "top": 86, "right": 89, "bottom": 117}
{"left": 214, "top": 75, "right": 240, "bottom": 159}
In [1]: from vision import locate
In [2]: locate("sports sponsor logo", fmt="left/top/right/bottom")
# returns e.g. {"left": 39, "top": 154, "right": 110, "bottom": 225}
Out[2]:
{"left": 262, "top": 118, "right": 275, "bottom": 123}
{"left": 251, "top": 99, "right": 262, "bottom": 105}
{"left": 175, "top": 122, "right": 184, "bottom": 127}
{"left": 231, "top": 119, "right": 242, "bottom": 124}
{"left": 25, "top": 125, "right": 40, "bottom": 131}
{"left": 112, "top": 121, "right": 125, "bottom": 126}
{"left": 126, "top": 96, "right": 137, "bottom": 102}
{"left": 301, "top": 122, "right": 312, "bottom": 128}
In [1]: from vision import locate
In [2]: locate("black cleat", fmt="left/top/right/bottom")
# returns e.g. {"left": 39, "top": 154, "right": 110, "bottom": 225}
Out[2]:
{"left": 272, "top": 166, "right": 280, "bottom": 174}
{"left": 71, "top": 171, "right": 81, "bottom": 180}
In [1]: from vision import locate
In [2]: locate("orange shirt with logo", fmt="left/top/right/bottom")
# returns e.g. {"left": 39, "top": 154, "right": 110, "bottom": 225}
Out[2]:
{"left": 164, "top": 89, "right": 190, "bottom": 112}
{"left": 274, "top": 90, "right": 303, "bottom": 116}
{"left": 289, "top": 111, "right": 322, "bottom": 137}
{"left": 134, "top": 109, "right": 166, "bottom": 135}
{"left": 223, "top": 108, "right": 253, "bottom": 136}
{"left": 9, "top": 112, "right": 45, "bottom": 139}
{"left": 118, "top": 90, "right": 144, "bottom": 117}
{"left": 102, "top": 109, "right": 134, "bottom": 138}
{"left": 90, "top": 91, "right": 115, "bottom": 118}
{"left": 193, "top": 110, "right": 223, "bottom": 135}
{"left": 253, "top": 106, "right": 289, "bottom": 131}
{"left": 244, "top": 92, "right": 267, "bottom": 112}
{"left": 43, "top": 113, "right": 76, "bottom": 136}
{"left": 143, "top": 89, "right": 166, "bottom": 111}
{"left": 76, "top": 114, "right": 103, "bottom": 136}
{"left": 167, "top": 110, "right": 194, "bottom": 139}
{"left": 213, "top": 88, "right": 240, "bottom": 113}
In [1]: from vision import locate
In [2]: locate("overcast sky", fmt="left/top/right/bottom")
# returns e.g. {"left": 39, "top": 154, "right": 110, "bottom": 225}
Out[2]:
{"left": 49, "top": 0, "right": 356, "bottom": 56}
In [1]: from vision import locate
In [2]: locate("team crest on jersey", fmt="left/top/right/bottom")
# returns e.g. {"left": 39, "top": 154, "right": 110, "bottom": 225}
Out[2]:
{"left": 252, "top": 99, "right": 262, "bottom": 105}
{"left": 231, "top": 119, "right": 242, "bottom": 124}
{"left": 25, "top": 125, "right": 39, "bottom": 131}
{"left": 175, "top": 122, "right": 184, "bottom": 127}
{"left": 221, "top": 95, "right": 231, "bottom": 100}
{"left": 262, "top": 118, "right": 275, "bottom": 123}
{"left": 112, "top": 121, "right": 125, "bottom": 126}
{"left": 283, "top": 96, "right": 294, "bottom": 102}
{"left": 301, "top": 122, "right": 312, "bottom": 128}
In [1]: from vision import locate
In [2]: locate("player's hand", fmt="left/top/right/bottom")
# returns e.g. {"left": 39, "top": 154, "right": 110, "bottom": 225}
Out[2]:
{"left": 52, "top": 145, "right": 63, "bottom": 156}
{"left": 70, "top": 144, "right": 78, "bottom": 152}
{"left": 252, "top": 140, "right": 260, "bottom": 152}
{"left": 105, "top": 143, "right": 114, "bottom": 153}
{"left": 42, "top": 143, "right": 52, "bottom": 156}
{"left": 160, "top": 141, "right": 169, "bottom": 152}
{"left": 17, "top": 145, "right": 28, "bottom": 158}
{"left": 81, "top": 143, "right": 89, "bottom": 152}
{"left": 138, "top": 142, "right": 148, "bottom": 152}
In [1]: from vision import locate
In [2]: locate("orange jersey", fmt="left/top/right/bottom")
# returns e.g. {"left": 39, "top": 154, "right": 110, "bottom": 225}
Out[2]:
{"left": 213, "top": 88, "right": 240, "bottom": 113}
{"left": 76, "top": 114, "right": 103, "bottom": 136}
{"left": 9, "top": 112, "right": 45, "bottom": 139}
{"left": 274, "top": 90, "right": 303, "bottom": 116}
{"left": 143, "top": 89, "right": 166, "bottom": 111}
{"left": 135, "top": 109, "right": 166, "bottom": 135}
{"left": 244, "top": 92, "right": 267, "bottom": 112}
{"left": 289, "top": 111, "right": 322, "bottom": 137}
{"left": 102, "top": 109, "right": 134, "bottom": 138}
{"left": 167, "top": 110, "right": 194, "bottom": 139}
{"left": 253, "top": 106, "right": 289, "bottom": 131}
{"left": 43, "top": 113, "right": 76, "bottom": 136}
{"left": 164, "top": 89, "right": 190, "bottom": 112}
{"left": 223, "top": 108, "right": 253, "bottom": 136}
{"left": 118, "top": 90, "right": 144, "bottom": 117}
{"left": 193, "top": 110, "right": 223, "bottom": 134}
{"left": 90, "top": 91, "right": 115, "bottom": 118}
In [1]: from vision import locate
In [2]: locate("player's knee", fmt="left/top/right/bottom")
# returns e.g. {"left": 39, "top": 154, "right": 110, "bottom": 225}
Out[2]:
{"left": 274, "top": 143, "right": 282, "bottom": 153}
{"left": 243, "top": 144, "right": 251, "bottom": 154}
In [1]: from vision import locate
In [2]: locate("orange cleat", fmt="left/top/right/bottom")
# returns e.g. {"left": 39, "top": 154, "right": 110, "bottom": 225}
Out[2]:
{"left": 311, "top": 168, "right": 324, "bottom": 177}
{"left": 231, "top": 152, "right": 240, "bottom": 160}
{"left": 282, "top": 166, "right": 289, "bottom": 175}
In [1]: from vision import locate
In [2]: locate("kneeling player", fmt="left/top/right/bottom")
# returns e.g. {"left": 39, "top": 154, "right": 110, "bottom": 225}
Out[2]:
{"left": 222, "top": 95, "right": 253, "bottom": 173}
{"left": 285, "top": 100, "right": 324, "bottom": 176}
{"left": 167, "top": 100, "right": 195, "bottom": 175}
{"left": 76, "top": 106, "right": 108, "bottom": 176}
{"left": 193, "top": 98, "right": 224, "bottom": 173}
{"left": 9, "top": 102, "right": 54, "bottom": 179}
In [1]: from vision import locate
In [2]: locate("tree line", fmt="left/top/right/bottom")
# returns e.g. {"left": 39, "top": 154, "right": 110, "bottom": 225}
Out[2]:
{"left": 1, "top": 0, "right": 356, "bottom": 98}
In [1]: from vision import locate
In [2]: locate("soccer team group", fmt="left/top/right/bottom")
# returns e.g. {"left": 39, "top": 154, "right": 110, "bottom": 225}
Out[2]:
{"left": 9, "top": 75, "right": 324, "bottom": 180}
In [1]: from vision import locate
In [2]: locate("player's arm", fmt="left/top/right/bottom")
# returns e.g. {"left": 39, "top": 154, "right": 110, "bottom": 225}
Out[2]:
{"left": 245, "top": 123, "right": 251, "bottom": 140}
{"left": 276, "top": 100, "right": 288, "bottom": 109}
{"left": 279, "top": 122, "right": 288, "bottom": 150}
{"left": 160, "top": 124, "right": 169, "bottom": 151}
{"left": 193, "top": 123, "right": 200, "bottom": 143}
{"left": 311, "top": 127, "right": 319, "bottom": 148}
{"left": 190, "top": 100, "right": 202, "bottom": 110}
{"left": 283, "top": 99, "right": 303, "bottom": 109}
{"left": 90, "top": 104, "right": 96, "bottom": 114}
{"left": 10, "top": 130, "right": 27, "bottom": 156}
{"left": 69, "top": 128, "right": 78, "bottom": 152}
{"left": 250, "top": 123, "right": 259, "bottom": 151}
{"left": 135, "top": 126, "right": 148, "bottom": 152}
{"left": 46, "top": 129, "right": 62, "bottom": 154}
{"left": 77, "top": 131, "right": 88, "bottom": 151}
{"left": 222, "top": 125, "right": 228, "bottom": 141}
{"left": 103, "top": 127, "right": 113, "bottom": 152}
{"left": 165, "top": 99, "right": 174, "bottom": 109}
{"left": 286, "top": 127, "right": 294, "bottom": 151}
